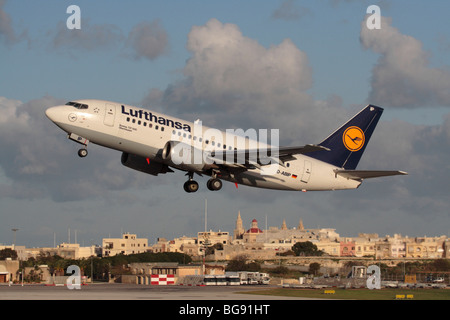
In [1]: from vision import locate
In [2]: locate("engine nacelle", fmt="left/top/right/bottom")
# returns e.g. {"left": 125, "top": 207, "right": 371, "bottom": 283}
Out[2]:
{"left": 121, "top": 153, "right": 173, "bottom": 176}
{"left": 162, "top": 141, "right": 210, "bottom": 171}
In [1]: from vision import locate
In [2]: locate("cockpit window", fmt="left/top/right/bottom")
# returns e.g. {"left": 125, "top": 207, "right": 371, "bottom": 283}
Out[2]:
{"left": 65, "top": 101, "right": 89, "bottom": 109}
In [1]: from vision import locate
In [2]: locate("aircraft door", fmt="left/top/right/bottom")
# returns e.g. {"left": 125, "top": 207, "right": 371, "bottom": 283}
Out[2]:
{"left": 301, "top": 160, "right": 311, "bottom": 183}
{"left": 104, "top": 103, "right": 116, "bottom": 127}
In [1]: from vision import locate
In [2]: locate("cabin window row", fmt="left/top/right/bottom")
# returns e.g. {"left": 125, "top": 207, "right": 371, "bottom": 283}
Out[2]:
{"left": 171, "top": 129, "right": 236, "bottom": 151}
{"left": 126, "top": 116, "right": 238, "bottom": 151}
{"left": 126, "top": 117, "right": 165, "bottom": 132}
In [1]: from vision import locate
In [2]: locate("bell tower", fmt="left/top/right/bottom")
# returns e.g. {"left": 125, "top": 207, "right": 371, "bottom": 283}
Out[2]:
{"left": 234, "top": 211, "right": 245, "bottom": 240}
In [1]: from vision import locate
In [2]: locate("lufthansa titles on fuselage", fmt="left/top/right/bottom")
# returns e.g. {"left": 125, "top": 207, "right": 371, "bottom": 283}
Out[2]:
{"left": 121, "top": 105, "right": 191, "bottom": 132}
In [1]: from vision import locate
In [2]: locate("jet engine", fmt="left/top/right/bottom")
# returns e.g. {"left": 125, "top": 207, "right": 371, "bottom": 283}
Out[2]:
{"left": 121, "top": 153, "right": 173, "bottom": 176}
{"left": 161, "top": 141, "right": 212, "bottom": 172}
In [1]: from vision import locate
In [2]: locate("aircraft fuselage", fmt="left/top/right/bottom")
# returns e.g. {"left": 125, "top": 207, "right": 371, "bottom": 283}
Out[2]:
{"left": 45, "top": 99, "right": 387, "bottom": 193}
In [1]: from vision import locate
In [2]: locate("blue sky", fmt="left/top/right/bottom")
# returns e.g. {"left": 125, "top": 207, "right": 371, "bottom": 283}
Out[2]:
{"left": 1, "top": 1, "right": 450, "bottom": 247}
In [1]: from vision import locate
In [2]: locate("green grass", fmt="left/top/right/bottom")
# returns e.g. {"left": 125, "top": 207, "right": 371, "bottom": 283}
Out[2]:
{"left": 240, "top": 288, "right": 450, "bottom": 300}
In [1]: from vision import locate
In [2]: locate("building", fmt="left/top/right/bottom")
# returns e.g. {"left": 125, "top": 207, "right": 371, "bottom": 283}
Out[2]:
{"left": 0, "top": 259, "right": 19, "bottom": 283}
{"left": 169, "top": 236, "right": 199, "bottom": 256}
{"left": 243, "top": 219, "right": 263, "bottom": 243}
{"left": 387, "top": 234, "right": 407, "bottom": 258}
{"left": 198, "top": 230, "right": 232, "bottom": 247}
{"left": 315, "top": 240, "right": 341, "bottom": 256}
{"left": 354, "top": 234, "right": 379, "bottom": 257}
{"left": 405, "top": 236, "right": 445, "bottom": 258}
{"left": 339, "top": 238, "right": 356, "bottom": 257}
{"left": 151, "top": 238, "right": 168, "bottom": 253}
{"left": 25, "top": 243, "right": 97, "bottom": 260}
{"left": 102, "top": 233, "right": 148, "bottom": 257}
{"left": 233, "top": 211, "right": 245, "bottom": 240}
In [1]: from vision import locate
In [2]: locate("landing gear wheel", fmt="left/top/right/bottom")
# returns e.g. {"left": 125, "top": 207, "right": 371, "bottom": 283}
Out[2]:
{"left": 207, "top": 178, "right": 222, "bottom": 191}
{"left": 184, "top": 180, "right": 199, "bottom": 193}
{"left": 78, "top": 149, "right": 88, "bottom": 158}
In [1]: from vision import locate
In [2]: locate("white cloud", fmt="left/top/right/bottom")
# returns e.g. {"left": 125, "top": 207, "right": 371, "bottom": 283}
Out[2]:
{"left": 360, "top": 16, "right": 450, "bottom": 108}
{"left": 144, "top": 18, "right": 328, "bottom": 144}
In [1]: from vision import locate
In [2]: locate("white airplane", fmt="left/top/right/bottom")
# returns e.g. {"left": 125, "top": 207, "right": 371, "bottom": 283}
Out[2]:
{"left": 45, "top": 100, "right": 406, "bottom": 193}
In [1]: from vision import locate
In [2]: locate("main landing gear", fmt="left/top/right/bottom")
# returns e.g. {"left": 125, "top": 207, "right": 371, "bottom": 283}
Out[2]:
{"left": 183, "top": 171, "right": 223, "bottom": 193}
{"left": 207, "top": 177, "right": 222, "bottom": 191}
{"left": 184, "top": 172, "right": 199, "bottom": 193}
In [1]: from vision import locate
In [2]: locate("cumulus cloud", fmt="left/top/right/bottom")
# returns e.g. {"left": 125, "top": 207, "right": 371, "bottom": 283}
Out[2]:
{"left": 125, "top": 20, "right": 169, "bottom": 61}
{"left": 51, "top": 20, "right": 124, "bottom": 52}
{"left": 271, "top": 0, "right": 311, "bottom": 21}
{"left": 0, "top": 0, "right": 27, "bottom": 45}
{"left": 50, "top": 19, "right": 169, "bottom": 61}
{"left": 360, "top": 15, "right": 450, "bottom": 108}
{"left": 0, "top": 0, "right": 14, "bottom": 43}
{"left": 143, "top": 18, "right": 336, "bottom": 145}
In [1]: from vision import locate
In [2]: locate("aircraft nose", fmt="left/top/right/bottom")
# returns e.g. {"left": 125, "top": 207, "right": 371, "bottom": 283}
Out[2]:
{"left": 45, "top": 107, "right": 59, "bottom": 121}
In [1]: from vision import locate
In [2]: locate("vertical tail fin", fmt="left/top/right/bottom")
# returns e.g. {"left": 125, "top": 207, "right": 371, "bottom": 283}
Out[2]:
{"left": 308, "top": 105, "right": 383, "bottom": 170}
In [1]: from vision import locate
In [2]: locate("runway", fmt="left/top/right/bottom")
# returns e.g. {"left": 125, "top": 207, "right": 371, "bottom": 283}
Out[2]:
{"left": 0, "top": 283, "right": 306, "bottom": 300}
{"left": 1, "top": 283, "right": 320, "bottom": 318}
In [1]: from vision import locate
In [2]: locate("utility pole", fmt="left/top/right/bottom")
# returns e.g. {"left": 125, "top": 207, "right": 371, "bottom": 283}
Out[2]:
{"left": 11, "top": 228, "right": 18, "bottom": 250}
{"left": 202, "top": 199, "right": 210, "bottom": 276}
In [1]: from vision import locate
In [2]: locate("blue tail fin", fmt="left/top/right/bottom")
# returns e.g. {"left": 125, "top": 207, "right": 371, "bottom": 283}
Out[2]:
{"left": 308, "top": 105, "right": 383, "bottom": 170}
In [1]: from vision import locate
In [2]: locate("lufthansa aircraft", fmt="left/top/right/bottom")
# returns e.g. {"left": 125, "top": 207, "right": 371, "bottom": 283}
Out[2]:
{"left": 45, "top": 100, "right": 406, "bottom": 193}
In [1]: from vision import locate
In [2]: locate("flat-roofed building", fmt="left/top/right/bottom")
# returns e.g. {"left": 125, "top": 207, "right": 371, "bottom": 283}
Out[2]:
{"left": 102, "top": 233, "right": 148, "bottom": 257}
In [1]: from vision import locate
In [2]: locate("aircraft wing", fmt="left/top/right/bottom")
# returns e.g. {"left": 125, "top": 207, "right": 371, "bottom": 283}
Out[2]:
{"left": 278, "top": 144, "right": 331, "bottom": 159}
{"left": 209, "top": 144, "right": 330, "bottom": 169}
{"left": 335, "top": 170, "right": 408, "bottom": 180}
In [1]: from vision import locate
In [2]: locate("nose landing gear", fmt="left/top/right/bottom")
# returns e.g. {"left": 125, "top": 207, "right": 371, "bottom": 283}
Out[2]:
{"left": 68, "top": 133, "right": 89, "bottom": 158}
{"left": 78, "top": 148, "right": 88, "bottom": 158}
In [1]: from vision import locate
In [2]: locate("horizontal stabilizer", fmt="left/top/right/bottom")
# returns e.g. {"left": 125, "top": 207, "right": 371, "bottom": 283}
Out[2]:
{"left": 336, "top": 170, "right": 408, "bottom": 180}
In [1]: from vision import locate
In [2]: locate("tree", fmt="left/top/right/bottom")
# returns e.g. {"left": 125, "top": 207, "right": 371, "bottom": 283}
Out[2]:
{"left": 309, "top": 262, "right": 321, "bottom": 276}
{"left": 270, "top": 265, "right": 289, "bottom": 276}
{"left": 0, "top": 248, "right": 18, "bottom": 260}
{"left": 431, "top": 259, "right": 450, "bottom": 272}
{"left": 226, "top": 255, "right": 248, "bottom": 271}
{"left": 292, "top": 241, "right": 324, "bottom": 256}
{"left": 225, "top": 255, "right": 261, "bottom": 272}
